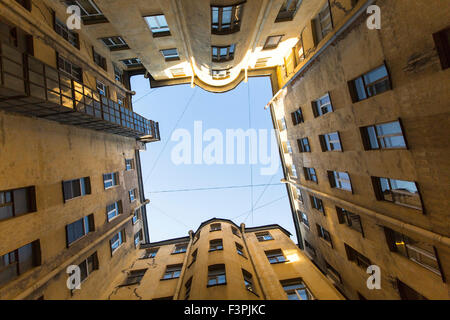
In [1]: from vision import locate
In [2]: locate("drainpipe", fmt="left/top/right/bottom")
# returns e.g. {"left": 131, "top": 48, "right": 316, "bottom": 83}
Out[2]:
{"left": 240, "top": 223, "right": 267, "bottom": 300}
{"left": 173, "top": 230, "right": 194, "bottom": 300}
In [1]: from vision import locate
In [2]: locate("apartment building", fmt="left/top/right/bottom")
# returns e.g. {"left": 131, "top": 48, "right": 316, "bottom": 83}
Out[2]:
{"left": 107, "top": 218, "right": 344, "bottom": 300}
{"left": 0, "top": 0, "right": 160, "bottom": 299}
{"left": 268, "top": 0, "right": 450, "bottom": 300}
{"left": 1, "top": 0, "right": 448, "bottom": 300}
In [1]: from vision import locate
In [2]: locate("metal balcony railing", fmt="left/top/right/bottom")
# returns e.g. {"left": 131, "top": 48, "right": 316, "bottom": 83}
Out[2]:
{"left": 0, "top": 42, "right": 160, "bottom": 142}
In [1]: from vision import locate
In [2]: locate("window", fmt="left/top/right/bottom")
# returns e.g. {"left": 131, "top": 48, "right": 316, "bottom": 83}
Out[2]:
{"left": 372, "top": 177, "right": 423, "bottom": 211}
{"left": 212, "top": 45, "right": 235, "bottom": 62}
{"left": 63, "top": 177, "right": 91, "bottom": 201}
{"left": 106, "top": 200, "right": 122, "bottom": 222}
{"left": 134, "top": 230, "right": 143, "bottom": 247}
{"left": 128, "top": 189, "right": 137, "bottom": 202}
{"left": 232, "top": 226, "right": 241, "bottom": 237}
{"left": 211, "top": 4, "right": 243, "bottom": 34}
{"left": 54, "top": 17, "right": 79, "bottom": 48}
{"left": 266, "top": 249, "right": 287, "bottom": 264}
{"left": 185, "top": 277, "right": 193, "bottom": 300}
{"left": 114, "top": 65, "right": 123, "bottom": 82}
{"left": 0, "top": 240, "right": 41, "bottom": 287}
{"left": 122, "top": 269, "right": 146, "bottom": 286}
{"left": 141, "top": 248, "right": 158, "bottom": 259}
{"left": 360, "top": 120, "right": 407, "bottom": 150}
{"left": 66, "top": 214, "right": 94, "bottom": 246}
{"left": 15, "top": 0, "right": 31, "bottom": 11}
{"left": 209, "top": 239, "right": 223, "bottom": 252}
{"left": 313, "top": 1, "right": 333, "bottom": 43}
{"left": 207, "top": 264, "right": 226, "bottom": 286}
{"left": 336, "top": 207, "right": 363, "bottom": 235}
{"left": 282, "top": 141, "right": 293, "bottom": 154}
{"left": 275, "top": 0, "right": 303, "bottom": 22}
{"left": 319, "top": 132, "right": 342, "bottom": 151}
{"left": 291, "top": 108, "right": 304, "bottom": 125}
{"left": 312, "top": 93, "right": 333, "bottom": 117}
{"left": 211, "top": 69, "right": 230, "bottom": 80}
{"left": 325, "top": 260, "right": 342, "bottom": 284}
{"left": 210, "top": 223, "right": 221, "bottom": 232}
{"left": 125, "top": 159, "right": 135, "bottom": 171}
{"left": 0, "top": 187, "right": 36, "bottom": 221}
{"left": 193, "top": 232, "right": 200, "bottom": 244}
{"left": 433, "top": 27, "right": 450, "bottom": 70}
{"left": 121, "top": 58, "right": 142, "bottom": 68}
{"left": 161, "top": 48, "right": 180, "bottom": 61}
{"left": 162, "top": 264, "right": 182, "bottom": 280}
{"left": 297, "top": 138, "right": 311, "bottom": 153}
{"left": 328, "top": 171, "right": 352, "bottom": 191}
{"left": 77, "top": 252, "right": 98, "bottom": 284}
{"left": 173, "top": 243, "right": 187, "bottom": 254}
{"left": 190, "top": 249, "right": 198, "bottom": 265}
{"left": 296, "top": 187, "right": 304, "bottom": 203}
{"left": 290, "top": 165, "right": 298, "bottom": 178}
{"left": 316, "top": 224, "right": 332, "bottom": 247}
{"left": 344, "top": 244, "right": 371, "bottom": 269}
{"left": 96, "top": 80, "right": 108, "bottom": 97}
{"left": 103, "top": 173, "right": 119, "bottom": 189}
{"left": 348, "top": 64, "right": 391, "bottom": 102}
{"left": 304, "top": 240, "right": 316, "bottom": 257}
{"left": 397, "top": 279, "right": 427, "bottom": 300}
{"left": 57, "top": 55, "right": 82, "bottom": 82}
{"left": 384, "top": 228, "right": 441, "bottom": 276}
{"left": 277, "top": 117, "right": 287, "bottom": 131}
{"left": 263, "top": 35, "right": 283, "bottom": 50}
{"left": 281, "top": 279, "right": 314, "bottom": 300}
{"left": 256, "top": 231, "right": 273, "bottom": 242}
{"left": 242, "top": 269, "right": 255, "bottom": 293}
{"left": 310, "top": 195, "right": 325, "bottom": 214}
{"left": 64, "top": 0, "right": 106, "bottom": 23}
{"left": 303, "top": 167, "right": 318, "bottom": 183}
{"left": 100, "top": 36, "right": 128, "bottom": 51}
{"left": 299, "top": 211, "right": 309, "bottom": 228}
{"left": 145, "top": 15, "right": 170, "bottom": 37}
{"left": 110, "top": 229, "right": 125, "bottom": 254}
{"left": 236, "top": 243, "right": 245, "bottom": 257}
{"left": 92, "top": 48, "right": 107, "bottom": 70}
{"left": 132, "top": 208, "right": 140, "bottom": 224}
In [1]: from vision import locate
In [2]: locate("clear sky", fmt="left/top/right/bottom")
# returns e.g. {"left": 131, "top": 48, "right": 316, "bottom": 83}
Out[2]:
{"left": 131, "top": 76, "right": 296, "bottom": 242}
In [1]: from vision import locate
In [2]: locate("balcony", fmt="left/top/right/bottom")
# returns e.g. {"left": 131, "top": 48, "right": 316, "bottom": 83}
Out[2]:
{"left": 0, "top": 42, "right": 159, "bottom": 142}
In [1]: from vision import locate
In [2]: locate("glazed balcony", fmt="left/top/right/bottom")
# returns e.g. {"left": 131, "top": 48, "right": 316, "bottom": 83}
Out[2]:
{"left": 0, "top": 42, "right": 159, "bottom": 142}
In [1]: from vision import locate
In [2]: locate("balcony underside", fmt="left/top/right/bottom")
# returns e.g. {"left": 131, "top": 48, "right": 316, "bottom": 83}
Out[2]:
{"left": 0, "top": 43, "right": 160, "bottom": 142}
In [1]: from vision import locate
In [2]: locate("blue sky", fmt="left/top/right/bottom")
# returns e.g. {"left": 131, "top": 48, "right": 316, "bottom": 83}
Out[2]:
{"left": 131, "top": 76, "right": 296, "bottom": 242}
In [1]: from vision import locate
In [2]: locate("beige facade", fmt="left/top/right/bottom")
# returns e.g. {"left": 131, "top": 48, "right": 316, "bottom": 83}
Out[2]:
{"left": 0, "top": 0, "right": 159, "bottom": 299}
{"left": 108, "top": 218, "right": 344, "bottom": 300}
{"left": 269, "top": 0, "right": 450, "bottom": 300}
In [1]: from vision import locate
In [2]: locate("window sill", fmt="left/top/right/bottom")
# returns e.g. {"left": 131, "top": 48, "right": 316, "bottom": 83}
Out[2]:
{"left": 301, "top": 222, "right": 310, "bottom": 230}
{"left": 209, "top": 249, "right": 224, "bottom": 252}
{"left": 160, "top": 276, "right": 180, "bottom": 281}
{"left": 207, "top": 282, "right": 227, "bottom": 288}
{"left": 238, "top": 253, "right": 248, "bottom": 259}
{"left": 153, "top": 31, "right": 171, "bottom": 38}
{"left": 247, "top": 288, "right": 260, "bottom": 297}
{"left": 164, "top": 57, "right": 181, "bottom": 62}
{"left": 269, "top": 260, "right": 289, "bottom": 265}
{"left": 210, "top": 229, "right": 221, "bottom": 232}
{"left": 171, "top": 251, "right": 186, "bottom": 255}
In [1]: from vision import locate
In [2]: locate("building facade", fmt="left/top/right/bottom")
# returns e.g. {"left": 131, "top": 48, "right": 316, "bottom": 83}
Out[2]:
{"left": 268, "top": 0, "right": 450, "bottom": 300}
{"left": 107, "top": 218, "right": 344, "bottom": 300}
{"left": 0, "top": 0, "right": 160, "bottom": 299}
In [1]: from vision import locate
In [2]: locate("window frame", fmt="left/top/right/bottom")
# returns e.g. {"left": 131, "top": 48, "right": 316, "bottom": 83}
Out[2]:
{"left": 57, "top": 54, "right": 83, "bottom": 83}
{"left": 275, "top": 0, "right": 303, "bottom": 22}
{"left": 209, "top": 239, "right": 224, "bottom": 252}
{"left": 291, "top": 108, "right": 304, "bottom": 125}
{"left": 62, "top": 177, "right": 91, "bottom": 202}
{"left": 121, "top": 269, "right": 147, "bottom": 286}
{"left": 297, "top": 137, "right": 311, "bottom": 153}
{"left": 319, "top": 131, "right": 342, "bottom": 152}
{"left": 92, "top": 47, "right": 107, "bottom": 71}
{"left": 207, "top": 264, "right": 227, "bottom": 287}
{"left": 281, "top": 278, "right": 315, "bottom": 300}
{"left": 371, "top": 176, "right": 424, "bottom": 211}
{"left": 212, "top": 45, "right": 236, "bottom": 62}
{"left": 265, "top": 249, "right": 287, "bottom": 264}
{"left": 172, "top": 243, "right": 188, "bottom": 254}
{"left": 263, "top": 35, "right": 284, "bottom": 50}
{"left": 103, "top": 172, "right": 119, "bottom": 190}
{"left": 336, "top": 206, "right": 364, "bottom": 236}
{"left": 54, "top": 16, "right": 80, "bottom": 49}
{"left": 312, "top": 93, "right": 333, "bottom": 117}
{"left": 162, "top": 264, "right": 182, "bottom": 280}
{"left": 110, "top": 229, "right": 125, "bottom": 254}
{"left": 66, "top": 214, "right": 95, "bottom": 247}
{"left": 0, "top": 186, "right": 36, "bottom": 221}
{"left": 360, "top": 119, "right": 408, "bottom": 150}
{"left": 344, "top": 243, "right": 371, "bottom": 269}
{"left": 433, "top": 27, "right": 450, "bottom": 70}
{"left": 255, "top": 231, "right": 273, "bottom": 242}
{"left": 303, "top": 167, "right": 318, "bottom": 183}
{"left": 310, "top": 195, "right": 325, "bottom": 214}
{"left": 100, "top": 36, "right": 129, "bottom": 51}
{"left": 160, "top": 48, "right": 180, "bottom": 61}
{"left": 144, "top": 14, "right": 171, "bottom": 38}
{"left": 348, "top": 63, "right": 392, "bottom": 102}
{"left": 211, "top": 3, "right": 244, "bottom": 35}
{"left": 328, "top": 170, "right": 353, "bottom": 192}
{"left": 106, "top": 200, "right": 122, "bottom": 222}
{"left": 316, "top": 224, "right": 333, "bottom": 247}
